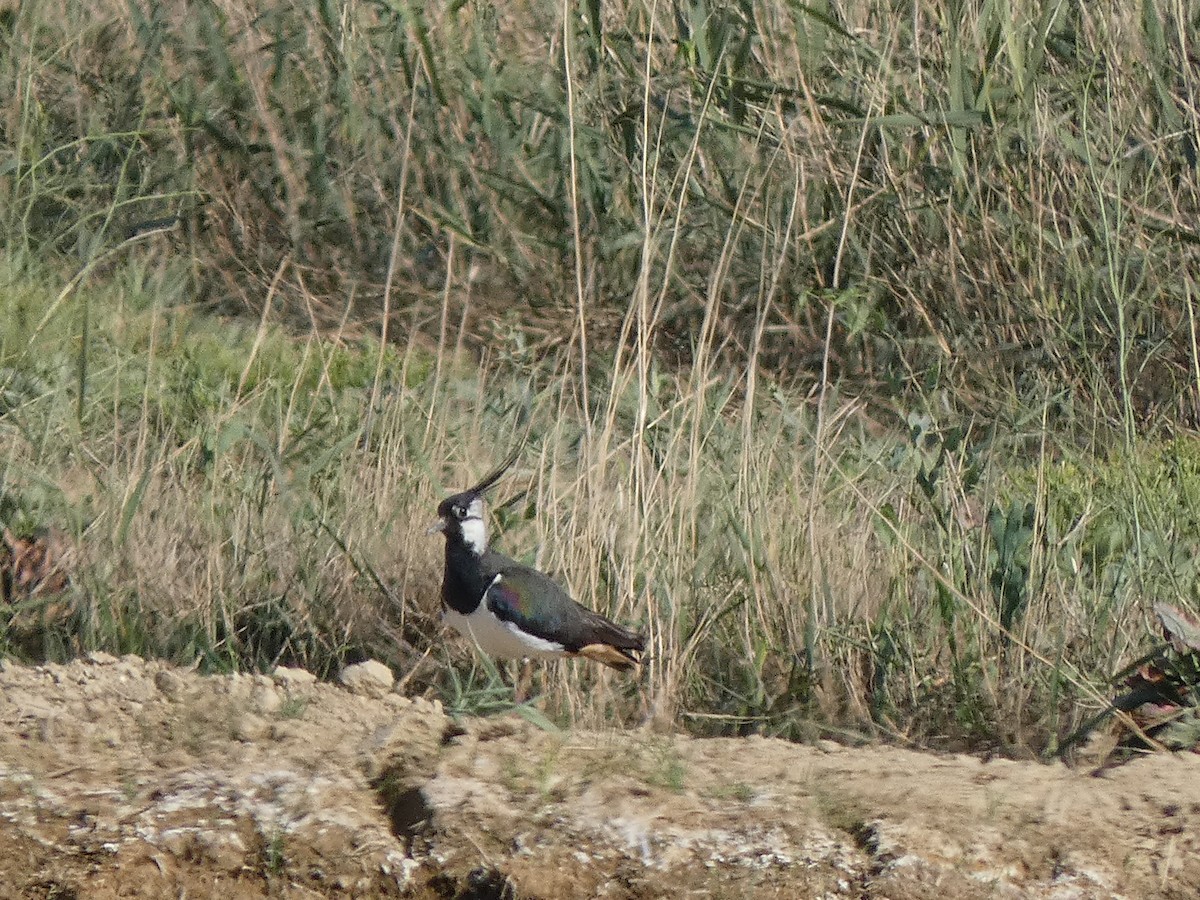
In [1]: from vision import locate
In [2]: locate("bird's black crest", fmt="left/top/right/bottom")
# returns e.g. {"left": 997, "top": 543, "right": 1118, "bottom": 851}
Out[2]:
{"left": 466, "top": 445, "right": 522, "bottom": 497}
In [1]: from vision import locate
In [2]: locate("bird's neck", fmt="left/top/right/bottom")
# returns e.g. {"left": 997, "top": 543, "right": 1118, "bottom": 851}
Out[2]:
{"left": 442, "top": 534, "right": 491, "bottom": 613}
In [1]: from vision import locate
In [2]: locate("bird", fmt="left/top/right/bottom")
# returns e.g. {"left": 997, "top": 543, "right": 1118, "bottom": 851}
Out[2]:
{"left": 429, "top": 452, "right": 645, "bottom": 671}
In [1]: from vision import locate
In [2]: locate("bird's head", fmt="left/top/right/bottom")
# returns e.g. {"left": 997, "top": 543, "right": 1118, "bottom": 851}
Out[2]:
{"left": 429, "top": 449, "right": 520, "bottom": 555}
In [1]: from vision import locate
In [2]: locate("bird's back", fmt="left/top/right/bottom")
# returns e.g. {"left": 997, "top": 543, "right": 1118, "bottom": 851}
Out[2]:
{"left": 480, "top": 550, "right": 644, "bottom": 656}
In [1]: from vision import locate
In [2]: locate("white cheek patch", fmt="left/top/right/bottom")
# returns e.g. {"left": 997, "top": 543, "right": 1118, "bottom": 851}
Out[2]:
{"left": 459, "top": 516, "right": 487, "bottom": 554}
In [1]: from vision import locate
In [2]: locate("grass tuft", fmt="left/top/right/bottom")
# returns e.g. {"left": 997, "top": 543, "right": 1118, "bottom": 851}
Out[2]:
{"left": 1, "top": 1, "right": 1199, "bottom": 755}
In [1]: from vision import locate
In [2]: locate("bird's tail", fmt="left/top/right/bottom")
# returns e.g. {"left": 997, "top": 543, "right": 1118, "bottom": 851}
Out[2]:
{"left": 577, "top": 611, "right": 645, "bottom": 670}
{"left": 578, "top": 642, "right": 641, "bottom": 670}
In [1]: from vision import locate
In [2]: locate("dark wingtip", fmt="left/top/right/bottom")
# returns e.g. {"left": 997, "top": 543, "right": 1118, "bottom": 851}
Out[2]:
{"left": 467, "top": 444, "right": 523, "bottom": 496}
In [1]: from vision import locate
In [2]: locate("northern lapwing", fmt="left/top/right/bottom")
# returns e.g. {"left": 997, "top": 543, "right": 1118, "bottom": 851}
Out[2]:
{"left": 430, "top": 454, "right": 645, "bottom": 671}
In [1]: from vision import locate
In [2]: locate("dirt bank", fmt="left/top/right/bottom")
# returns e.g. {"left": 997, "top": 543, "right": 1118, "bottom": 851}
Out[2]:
{"left": 0, "top": 655, "right": 1193, "bottom": 898}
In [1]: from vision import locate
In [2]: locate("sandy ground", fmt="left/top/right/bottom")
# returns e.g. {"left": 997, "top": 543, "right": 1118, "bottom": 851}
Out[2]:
{"left": 0, "top": 654, "right": 1194, "bottom": 899}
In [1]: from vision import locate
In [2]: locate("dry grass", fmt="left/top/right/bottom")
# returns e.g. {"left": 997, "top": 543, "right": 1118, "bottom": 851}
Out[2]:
{"left": 0, "top": 254, "right": 1185, "bottom": 755}
{"left": 1, "top": 0, "right": 1199, "bottom": 754}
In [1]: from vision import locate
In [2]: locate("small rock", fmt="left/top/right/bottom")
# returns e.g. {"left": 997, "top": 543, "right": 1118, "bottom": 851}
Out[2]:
{"left": 155, "top": 669, "right": 184, "bottom": 698}
{"left": 158, "top": 827, "right": 246, "bottom": 873}
{"left": 340, "top": 660, "right": 394, "bottom": 698}
{"left": 82, "top": 700, "right": 108, "bottom": 722}
{"left": 87, "top": 651, "right": 119, "bottom": 666}
{"left": 36, "top": 714, "right": 60, "bottom": 744}
{"left": 251, "top": 683, "right": 282, "bottom": 714}
{"left": 233, "top": 714, "right": 271, "bottom": 742}
{"left": 115, "top": 676, "right": 161, "bottom": 705}
{"left": 155, "top": 748, "right": 193, "bottom": 770}
{"left": 273, "top": 666, "right": 317, "bottom": 689}
{"left": 220, "top": 673, "right": 252, "bottom": 700}
{"left": 411, "top": 697, "right": 443, "bottom": 715}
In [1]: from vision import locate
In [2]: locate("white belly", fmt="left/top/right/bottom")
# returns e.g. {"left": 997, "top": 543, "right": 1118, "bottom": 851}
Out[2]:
{"left": 444, "top": 605, "right": 567, "bottom": 660}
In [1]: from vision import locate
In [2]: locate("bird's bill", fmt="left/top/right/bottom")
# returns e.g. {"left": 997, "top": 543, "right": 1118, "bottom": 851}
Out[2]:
{"left": 426, "top": 519, "right": 446, "bottom": 535}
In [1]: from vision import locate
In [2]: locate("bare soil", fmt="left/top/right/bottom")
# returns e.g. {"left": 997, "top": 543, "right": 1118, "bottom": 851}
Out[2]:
{"left": 0, "top": 655, "right": 1195, "bottom": 899}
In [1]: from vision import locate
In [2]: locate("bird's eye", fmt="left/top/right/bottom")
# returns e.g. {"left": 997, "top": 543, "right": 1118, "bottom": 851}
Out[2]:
{"left": 452, "top": 505, "right": 467, "bottom": 520}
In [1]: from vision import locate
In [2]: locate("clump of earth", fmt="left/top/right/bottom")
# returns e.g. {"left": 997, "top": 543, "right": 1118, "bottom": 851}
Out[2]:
{"left": 0, "top": 654, "right": 1195, "bottom": 898}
